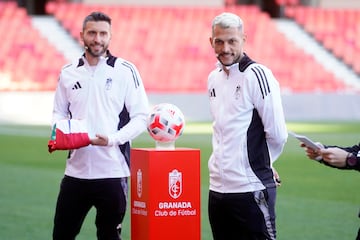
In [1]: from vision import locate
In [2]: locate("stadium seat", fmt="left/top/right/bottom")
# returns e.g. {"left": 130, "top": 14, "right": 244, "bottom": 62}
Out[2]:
{"left": 0, "top": 2, "right": 352, "bottom": 93}
{"left": 285, "top": 6, "right": 360, "bottom": 75}
{"left": 44, "top": 3, "right": 354, "bottom": 92}
{"left": 0, "top": 1, "right": 66, "bottom": 91}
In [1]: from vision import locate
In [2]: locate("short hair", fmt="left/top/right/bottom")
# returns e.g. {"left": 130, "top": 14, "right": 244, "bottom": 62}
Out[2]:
{"left": 82, "top": 11, "right": 111, "bottom": 30}
{"left": 211, "top": 12, "right": 244, "bottom": 34}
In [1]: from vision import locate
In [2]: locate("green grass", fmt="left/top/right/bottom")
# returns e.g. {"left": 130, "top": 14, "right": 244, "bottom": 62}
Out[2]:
{"left": 0, "top": 122, "right": 359, "bottom": 239}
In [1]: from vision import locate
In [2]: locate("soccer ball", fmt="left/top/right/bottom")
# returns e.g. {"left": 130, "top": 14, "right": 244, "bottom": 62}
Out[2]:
{"left": 147, "top": 103, "right": 185, "bottom": 142}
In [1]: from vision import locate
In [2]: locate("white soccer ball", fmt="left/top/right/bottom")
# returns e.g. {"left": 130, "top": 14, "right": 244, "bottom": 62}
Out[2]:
{"left": 147, "top": 103, "right": 185, "bottom": 142}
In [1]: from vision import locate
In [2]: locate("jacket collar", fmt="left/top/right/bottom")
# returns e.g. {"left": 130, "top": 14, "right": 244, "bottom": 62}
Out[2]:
{"left": 77, "top": 50, "right": 116, "bottom": 68}
{"left": 238, "top": 53, "right": 256, "bottom": 72}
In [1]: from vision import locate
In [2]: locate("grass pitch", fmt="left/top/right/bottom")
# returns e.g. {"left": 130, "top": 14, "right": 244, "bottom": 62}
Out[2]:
{"left": 0, "top": 122, "right": 359, "bottom": 240}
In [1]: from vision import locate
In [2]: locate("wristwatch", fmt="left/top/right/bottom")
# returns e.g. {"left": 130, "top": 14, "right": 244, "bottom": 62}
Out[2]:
{"left": 346, "top": 152, "right": 358, "bottom": 168}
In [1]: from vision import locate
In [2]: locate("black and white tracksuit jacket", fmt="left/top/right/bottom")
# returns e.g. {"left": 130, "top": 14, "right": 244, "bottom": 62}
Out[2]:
{"left": 207, "top": 54, "right": 288, "bottom": 193}
{"left": 52, "top": 52, "right": 149, "bottom": 179}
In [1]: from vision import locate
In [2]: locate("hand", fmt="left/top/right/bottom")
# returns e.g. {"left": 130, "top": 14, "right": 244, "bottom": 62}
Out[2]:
{"left": 300, "top": 142, "right": 322, "bottom": 160}
{"left": 319, "top": 147, "right": 347, "bottom": 168}
{"left": 272, "top": 167, "right": 281, "bottom": 187}
{"left": 90, "top": 134, "right": 108, "bottom": 146}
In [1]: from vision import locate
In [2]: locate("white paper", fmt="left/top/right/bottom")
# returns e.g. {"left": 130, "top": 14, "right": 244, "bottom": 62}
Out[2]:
{"left": 288, "top": 131, "right": 322, "bottom": 150}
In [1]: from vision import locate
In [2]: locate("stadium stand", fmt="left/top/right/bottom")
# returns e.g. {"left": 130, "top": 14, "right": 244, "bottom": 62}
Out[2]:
{"left": 0, "top": 1, "right": 67, "bottom": 91}
{"left": 44, "top": 2, "right": 350, "bottom": 93}
{"left": 285, "top": 6, "right": 360, "bottom": 75}
{"left": 0, "top": 1, "right": 355, "bottom": 93}
{"left": 275, "top": 0, "right": 299, "bottom": 6}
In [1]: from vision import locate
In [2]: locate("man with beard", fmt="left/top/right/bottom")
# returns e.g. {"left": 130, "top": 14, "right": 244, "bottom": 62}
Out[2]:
{"left": 51, "top": 12, "right": 149, "bottom": 240}
{"left": 207, "top": 12, "right": 288, "bottom": 240}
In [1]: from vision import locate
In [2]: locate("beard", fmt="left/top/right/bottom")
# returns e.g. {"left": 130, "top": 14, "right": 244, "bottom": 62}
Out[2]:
{"left": 217, "top": 53, "right": 241, "bottom": 66}
{"left": 85, "top": 43, "right": 108, "bottom": 58}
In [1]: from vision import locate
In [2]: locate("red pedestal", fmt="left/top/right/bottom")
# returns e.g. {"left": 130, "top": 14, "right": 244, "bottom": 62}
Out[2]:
{"left": 130, "top": 148, "right": 201, "bottom": 240}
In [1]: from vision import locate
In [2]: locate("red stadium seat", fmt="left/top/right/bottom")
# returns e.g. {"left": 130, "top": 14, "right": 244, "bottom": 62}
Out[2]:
{"left": 0, "top": 2, "right": 66, "bottom": 91}
{"left": 0, "top": 2, "right": 352, "bottom": 93}
{"left": 286, "top": 6, "right": 360, "bottom": 77}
